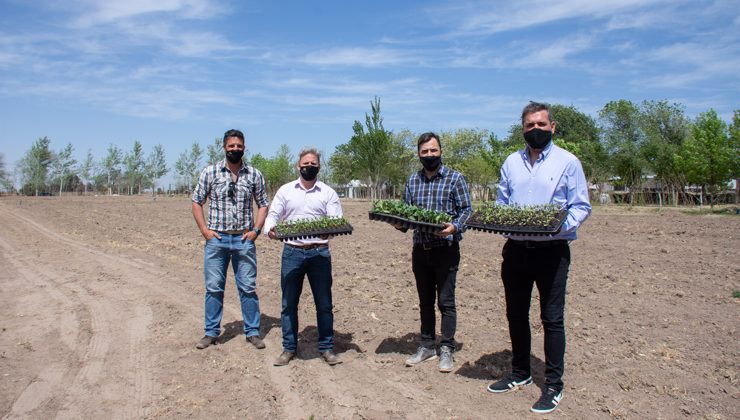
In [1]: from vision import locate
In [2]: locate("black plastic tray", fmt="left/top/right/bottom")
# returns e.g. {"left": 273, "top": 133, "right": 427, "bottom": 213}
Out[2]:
{"left": 368, "top": 211, "right": 446, "bottom": 234}
{"left": 464, "top": 210, "right": 567, "bottom": 236}
{"left": 275, "top": 225, "right": 353, "bottom": 242}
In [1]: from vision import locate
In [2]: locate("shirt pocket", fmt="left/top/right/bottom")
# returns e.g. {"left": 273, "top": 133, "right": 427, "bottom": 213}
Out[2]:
{"left": 212, "top": 178, "right": 229, "bottom": 199}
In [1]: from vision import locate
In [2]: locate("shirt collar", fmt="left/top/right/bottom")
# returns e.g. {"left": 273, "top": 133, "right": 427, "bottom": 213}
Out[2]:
{"left": 219, "top": 159, "right": 249, "bottom": 175}
{"left": 417, "top": 163, "right": 448, "bottom": 181}
{"left": 293, "top": 178, "right": 321, "bottom": 192}
{"left": 521, "top": 141, "right": 555, "bottom": 163}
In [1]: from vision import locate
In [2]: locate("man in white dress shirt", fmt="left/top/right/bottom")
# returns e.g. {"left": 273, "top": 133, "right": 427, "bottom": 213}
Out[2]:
{"left": 264, "top": 147, "right": 344, "bottom": 366}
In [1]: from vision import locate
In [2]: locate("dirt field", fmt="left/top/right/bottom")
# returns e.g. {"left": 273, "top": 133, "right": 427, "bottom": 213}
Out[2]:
{"left": 0, "top": 196, "right": 738, "bottom": 419}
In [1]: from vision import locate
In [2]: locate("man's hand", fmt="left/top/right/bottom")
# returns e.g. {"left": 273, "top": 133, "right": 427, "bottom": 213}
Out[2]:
{"left": 202, "top": 229, "right": 221, "bottom": 240}
{"left": 242, "top": 230, "right": 258, "bottom": 242}
{"left": 435, "top": 223, "right": 456, "bottom": 237}
{"left": 267, "top": 227, "right": 277, "bottom": 240}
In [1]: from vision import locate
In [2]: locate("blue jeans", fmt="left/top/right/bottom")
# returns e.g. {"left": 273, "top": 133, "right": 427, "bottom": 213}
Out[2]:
{"left": 280, "top": 245, "right": 334, "bottom": 352}
{"left": 203, "top": 233, "right": 260, "bottom": 338}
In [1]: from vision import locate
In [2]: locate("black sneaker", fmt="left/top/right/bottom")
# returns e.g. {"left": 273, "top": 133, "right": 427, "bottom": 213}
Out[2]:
{"left": 530, "top": 387, "right": 563, "bottom": 414}
{"left": 486, "top": 375, "right": 533, "bottom": 393}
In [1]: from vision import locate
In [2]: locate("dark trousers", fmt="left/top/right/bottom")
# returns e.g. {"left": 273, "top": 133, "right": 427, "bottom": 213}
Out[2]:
{"left": 412, "top": 241, "right": 460, "bottom": 349}
{"left": 501, "top": 239, "right": 570, "bottom": 390}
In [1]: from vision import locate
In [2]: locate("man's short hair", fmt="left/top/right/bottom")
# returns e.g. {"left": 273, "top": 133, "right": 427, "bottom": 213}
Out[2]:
{"left": 223, "top": 129, "right": 245, "bottom": 146}
{"left": 521, "top": 102, "right": 552, "bottom": 125}
{"left": 417, "top": 132, "right": 441, "bottom": 151}
{"left": 298, "top": 147, "right": 321, "bottom": 165}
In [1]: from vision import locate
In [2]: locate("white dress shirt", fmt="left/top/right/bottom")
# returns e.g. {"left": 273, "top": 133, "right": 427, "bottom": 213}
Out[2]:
{"left": 264, "top": 178, "right": 343, "bottom": 246}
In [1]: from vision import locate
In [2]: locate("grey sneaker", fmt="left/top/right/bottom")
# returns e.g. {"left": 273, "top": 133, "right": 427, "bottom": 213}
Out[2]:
{"left": 438, "top": 346, "right": 454, "bottom": 372}
{"left": 405, "top": 346, "right": 437, "bottom": 366}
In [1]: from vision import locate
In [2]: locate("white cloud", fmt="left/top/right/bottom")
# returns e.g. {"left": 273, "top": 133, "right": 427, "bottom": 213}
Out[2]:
{"left": 72, "top": 0, "right": 223, "bottom": 27}
{"left": 434, "top": 0, "right": 673, "bottom": 36}
{"left": 301, "top": 47, "right": 418, "bottom": 67}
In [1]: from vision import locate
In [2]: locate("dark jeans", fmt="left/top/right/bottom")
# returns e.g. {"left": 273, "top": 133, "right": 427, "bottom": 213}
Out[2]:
{"left": 501, "top": 239, "right": 570, "bottom": 390}
{"left": 411, "top": 241, "right": 460, "bottom": 349}
{"left": 280, "top": 244, "right": 334, "bottom": 352}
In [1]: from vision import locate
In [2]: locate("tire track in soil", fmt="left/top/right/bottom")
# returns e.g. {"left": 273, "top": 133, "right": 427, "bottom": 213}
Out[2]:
{"left": 1, "top": 202, "right": 442, "bottom": 419}
{"left": 0, "top": 205, "right": 154, "bottom": 418}
{"left": 0, "top": 203, "right": 293, "bottom": 418}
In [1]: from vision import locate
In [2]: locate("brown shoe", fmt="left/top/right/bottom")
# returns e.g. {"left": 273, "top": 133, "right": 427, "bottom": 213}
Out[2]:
{"left": 196, "top": 335, "right": 217, "bottom": 349}
{"left": 273, "top": 351, "right": 295, "bottom": 366}
{"left": 321, "top": 350, "right": 342, "bottom": 366}
{"left": 247, "top": 335, "right": 266, "bottom": 349}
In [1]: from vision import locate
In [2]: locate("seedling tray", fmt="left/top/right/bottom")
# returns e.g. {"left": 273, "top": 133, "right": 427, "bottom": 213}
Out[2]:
{"left": 275, "top": 225, "right": 353, "bottom": 242}
{"left": 465, "top": 209, "right": 567, "bottom": 237}
{"left": 368, "top": 211, "right": 446, "bottom": 234}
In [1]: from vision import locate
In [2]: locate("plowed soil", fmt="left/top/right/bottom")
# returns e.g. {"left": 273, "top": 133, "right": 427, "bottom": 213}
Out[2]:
{"left": 0, "top": 196, "right": 738, "bottom": 419}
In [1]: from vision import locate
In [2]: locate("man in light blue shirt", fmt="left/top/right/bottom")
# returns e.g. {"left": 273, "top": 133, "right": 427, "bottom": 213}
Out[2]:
{"left": 486, "top": 102, "right": 591, "bottom": 415}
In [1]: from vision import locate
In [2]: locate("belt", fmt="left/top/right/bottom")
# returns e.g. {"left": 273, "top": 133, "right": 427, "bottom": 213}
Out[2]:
{"left": 508, "top": 239, "right": 568, "bottom": 249}
{"left": 286, "top": 243, "right": 328, "bottom": 250}
{"left": 415, "top": 241, "right": 455, "bottom": 251}
{"left": 221, "top": 230, "right": 244, "bottom": 235}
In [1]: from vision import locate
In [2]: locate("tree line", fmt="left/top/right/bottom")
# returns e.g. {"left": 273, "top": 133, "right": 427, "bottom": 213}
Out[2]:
{"left": 330, "top": 98, "right": 739, "bottom": 206}
{"left": 4, "top": 98, "right": 739, "bottom": 206}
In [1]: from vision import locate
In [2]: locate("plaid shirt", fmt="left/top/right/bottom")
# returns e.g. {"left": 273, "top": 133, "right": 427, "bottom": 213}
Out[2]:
{"left": 192, "top": 159, "right": 269, "bottom": 232}
{"left": 404, "top": 164, "right": 472, "bottom": 245}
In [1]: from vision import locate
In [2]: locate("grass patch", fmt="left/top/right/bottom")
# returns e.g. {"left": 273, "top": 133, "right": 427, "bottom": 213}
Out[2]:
{"left": 734, "top": 290, "right": 740, "bottom": 299}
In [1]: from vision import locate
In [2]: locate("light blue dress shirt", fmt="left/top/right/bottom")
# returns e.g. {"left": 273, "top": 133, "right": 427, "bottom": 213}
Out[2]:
{"left": 496, "top": 141, "right": 591, "bottom": 241}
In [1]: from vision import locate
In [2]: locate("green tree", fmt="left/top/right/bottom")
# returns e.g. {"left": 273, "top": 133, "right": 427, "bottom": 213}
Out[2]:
{"left": 174, "top": 142, "right": 203, "bottom": 192}
{"left": 79, "top": 149, "right": 96, "bottom": 195}
{"left": 124, "top": 141, "right": 145, "bottom": 194}
{"left": 639, "top": 100, "right": 690, "bottom": 206}
{"left": 600, "top": 100, "right": 645, "bottom": 205}
{"left": 677, "top": 109, "right": 737, "bottom": 208}
{"left": 145, "top": 144, "right": 168, "bottom": 195}
{"left": 0, "top": 153, "right": 11, "bottom": 192}
{"left": 20, "top": 136, "right": 53, "bottom": 196}
{"left": 328, "top": 97, "right": 408, "bottom": 198}
{"left": 439, "top": 128, "right": 498, "bottom": 200}
{"left": 49, "top": 142, "right": 77, "bottom": 195}
{"left": 249, "top": 144, "right": 295, "bottom": 194}
{"left": 101, "top": 144, "right": 123, "bottom": 195}
{"left": 206, "top": 138, "right": 223, "bottom": 165}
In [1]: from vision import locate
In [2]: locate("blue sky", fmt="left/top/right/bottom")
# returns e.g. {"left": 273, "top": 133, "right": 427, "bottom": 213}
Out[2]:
{"left": 1, "top": 0, "right": 738, "bottom": 186}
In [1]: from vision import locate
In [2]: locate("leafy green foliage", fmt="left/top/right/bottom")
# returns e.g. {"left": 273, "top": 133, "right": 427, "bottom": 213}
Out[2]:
{"left": 328, "top": 97, "right": 413, "bottom": 197}
{"left": 468, "top": 203, "right": 563, "bottom": 227}
{"left": 274, "top": 216, "right": 352, "bottom": 236}
{"left": 676, "top": 109, "right": 738, "bottom": 208}
{"left": 20, "top": 137, "right": 53, "bottom": 196}
{"left": 372, "top": 200, "right": 452, "bottom": 224}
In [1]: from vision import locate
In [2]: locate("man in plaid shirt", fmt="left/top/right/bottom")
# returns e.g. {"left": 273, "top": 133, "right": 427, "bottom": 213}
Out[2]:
{"left": 399, "top": 132, "right": 472, "bottom": 373}
{"left": 191, "top": 129, "right": 269, "bottom": 350}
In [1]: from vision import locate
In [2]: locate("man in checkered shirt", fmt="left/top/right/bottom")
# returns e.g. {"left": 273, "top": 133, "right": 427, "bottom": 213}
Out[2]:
{"left": 398, "top": 132, "right": 472, "bottom": 373}
{"left": 191, "top": 129, "right": 269, "bottom": 351}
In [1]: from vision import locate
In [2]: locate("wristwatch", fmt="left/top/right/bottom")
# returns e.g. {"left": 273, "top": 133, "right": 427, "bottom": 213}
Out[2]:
{"left": 253, "top": 228, "right": 261, "bottom": 236}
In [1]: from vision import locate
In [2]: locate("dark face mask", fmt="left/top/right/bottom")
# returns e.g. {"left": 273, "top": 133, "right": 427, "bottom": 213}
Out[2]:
{"left": 420, "top": 155, "right": 442, "bottom": 171}
{"left": 523, "top": 128, "right": 552, "bottom": 150}
{"left": 226, "top": 149, "right": 244, "bottom": 164}
{"left": 299, "top": 165, "right": 319, "bottom": 181}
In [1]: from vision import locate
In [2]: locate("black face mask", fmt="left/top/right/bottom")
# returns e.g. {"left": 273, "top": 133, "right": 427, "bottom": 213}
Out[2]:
{"left": 523, "top": 128, "right": 552, "bottom": 150}
{"left": 299, "top": 165, "right": 319, "bottom": 181}
{"left": 420, "top": 155, "right": 442, "bottom": 171}
{"left": 226, "top": 149, "right": 244, "bottom": 164}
